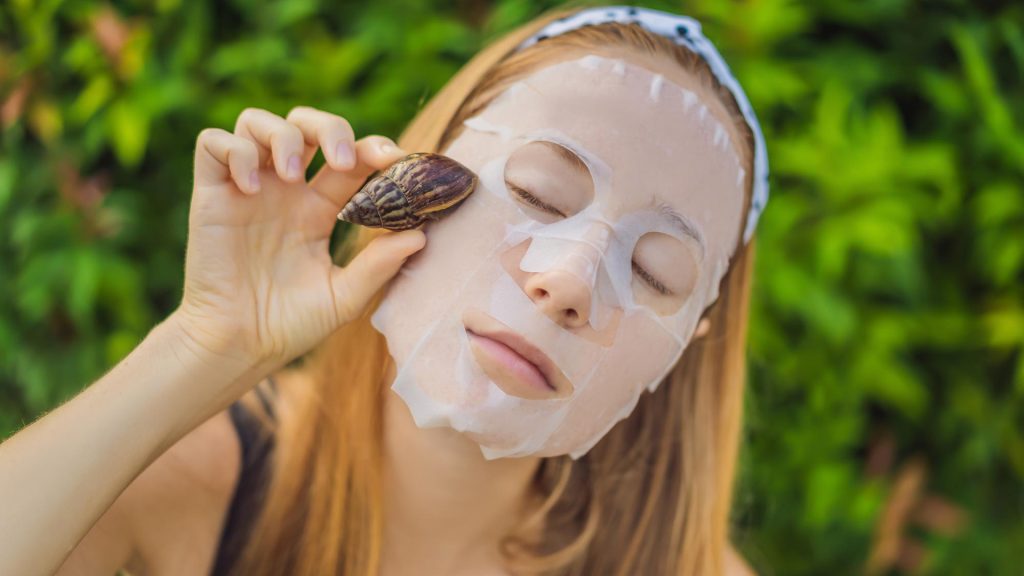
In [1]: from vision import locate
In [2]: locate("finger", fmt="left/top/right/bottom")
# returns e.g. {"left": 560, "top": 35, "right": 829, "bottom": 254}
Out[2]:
{"left": 329, "top": 229, "right": 427, "bottom": 324}
{"left": 308, "top": 135, "right": 409, "bottom": 209}
{"left": 194, "top": 128, "right": 262, "bottom": 194}
{"left": 285, "top": 106, "right": 357, "bottom": 171}
{"left": 234, "top": 108, "right": 307, "bottom": 183}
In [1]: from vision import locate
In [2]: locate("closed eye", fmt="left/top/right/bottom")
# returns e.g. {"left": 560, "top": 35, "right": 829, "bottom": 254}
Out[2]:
{"left": 508, "top": 181, "right": 567, "bottom": 217}
{"left": 631, "top": 260, "right": 671, "bottom": 295}
{"left": 507, "top": 181, "right": 673, "bottom": 296}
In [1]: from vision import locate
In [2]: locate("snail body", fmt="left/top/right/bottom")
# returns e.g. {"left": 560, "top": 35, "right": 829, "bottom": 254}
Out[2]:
{"left": 337, "top": 152, "right": 478, "bottom": 231}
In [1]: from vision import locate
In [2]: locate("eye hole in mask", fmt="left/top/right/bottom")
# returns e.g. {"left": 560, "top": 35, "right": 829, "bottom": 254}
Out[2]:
{"left": 502, "top": 140, "right": 701, "bottom": 315}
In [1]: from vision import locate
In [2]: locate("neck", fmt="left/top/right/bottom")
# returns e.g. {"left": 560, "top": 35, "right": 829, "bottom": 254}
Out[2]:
{"left": 380, "top": 360, "right": 542, "bottom": 575}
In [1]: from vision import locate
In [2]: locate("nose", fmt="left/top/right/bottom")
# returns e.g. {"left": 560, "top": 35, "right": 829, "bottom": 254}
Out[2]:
{"left": 522, "top": 228, "right": 610, "bottom": 329}
{"left": 524, "top": 268, "right": 593, "bottom": 329}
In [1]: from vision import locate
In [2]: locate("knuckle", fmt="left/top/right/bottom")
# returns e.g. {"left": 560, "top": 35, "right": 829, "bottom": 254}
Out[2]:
{"left": 332, "top": 115, "right": 355, "bottom": 137}
{"left": 366, "top": 134, "right": 397, "bottom": 150}
{"left": 243, "top": 138, "right": 260, "bottom": 159}
{"left": 278, "top": 122, "right": 306, "bottom": 146}
{"left": 285, "top": 105, "right": 314, "bottom": 120}
{"left": 235, "top": 107, "right": 273, "bottom": 132}
{"left": 237, "top": 107, "right": 262, "bottom": 122}
{"left": 287, "top": 106, "right": 354, "bottom": 140}
{"left": 197, "top": 127, "right": 222, "bottom": 143}
{"left": 234, "top": 108, "right": 256, "bottom": 129}
{"left": 232, "top": 138, "right": 257, "bottom": 164}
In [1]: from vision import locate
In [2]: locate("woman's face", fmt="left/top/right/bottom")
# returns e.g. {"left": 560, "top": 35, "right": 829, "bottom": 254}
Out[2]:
{"left": 372, "top": 50, "right": 747, "bottom": 459}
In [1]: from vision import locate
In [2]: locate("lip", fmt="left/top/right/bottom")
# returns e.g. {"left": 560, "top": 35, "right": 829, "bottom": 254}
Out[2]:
{"left": 462, "top": 308, "right": 572, "bottom": 399}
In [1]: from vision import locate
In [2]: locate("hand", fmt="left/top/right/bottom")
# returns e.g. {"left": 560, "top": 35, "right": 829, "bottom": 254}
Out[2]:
{"left": 173, "top": 106, "right": 425, "bottom": 372}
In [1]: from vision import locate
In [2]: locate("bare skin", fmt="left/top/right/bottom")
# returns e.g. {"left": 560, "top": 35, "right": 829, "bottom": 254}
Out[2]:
{"left": 379, "top": 359, "right": 540, "bottom": 576}
{"left": 379, "top": 316, "right": 715, "bottom": 575}
{"left": 53, "top": 329, "right": 756, "bottom": 576}
{"left": 0, "top": 104, "right": 428, "bottom": 576}
{"left": 54, "top": 388, "right": 243, "bottom": 575}
{"left": 2, "top": 47, "right": 754, "bottom": 576}
{"left": 371, "top": 45, "right": 749, "bottom": 573}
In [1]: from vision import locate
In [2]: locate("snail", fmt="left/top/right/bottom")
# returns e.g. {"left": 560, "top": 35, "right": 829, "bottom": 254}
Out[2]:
{"left": 336, "top": 152, "right": 478, "bottom": 231}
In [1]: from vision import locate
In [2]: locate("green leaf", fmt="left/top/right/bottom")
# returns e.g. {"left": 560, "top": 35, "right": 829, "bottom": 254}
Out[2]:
{"left": 107, "top": 99, "right": 150, "bottom": 168}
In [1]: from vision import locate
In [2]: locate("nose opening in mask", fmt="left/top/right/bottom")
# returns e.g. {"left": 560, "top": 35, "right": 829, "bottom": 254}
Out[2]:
{"left": 516, "top": 219, "right": 621, "bottom": 331}
{"left": 499, "top": 235, "right": 622, "bottom": 346}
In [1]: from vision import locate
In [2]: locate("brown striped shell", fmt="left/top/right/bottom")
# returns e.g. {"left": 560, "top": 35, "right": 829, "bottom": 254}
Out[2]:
{"left": 336, "top": 152, "right": 478, "bottom": 231}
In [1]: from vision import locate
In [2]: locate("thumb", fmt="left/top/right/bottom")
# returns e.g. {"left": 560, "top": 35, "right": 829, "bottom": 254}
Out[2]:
{"left": 329, "top": 229, "right": 427, "bottom": 324}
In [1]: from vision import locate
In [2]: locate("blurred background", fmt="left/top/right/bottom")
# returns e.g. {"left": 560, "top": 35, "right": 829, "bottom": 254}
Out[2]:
{"left": 1, "top": 0, "right": 1021, "bottom": 573}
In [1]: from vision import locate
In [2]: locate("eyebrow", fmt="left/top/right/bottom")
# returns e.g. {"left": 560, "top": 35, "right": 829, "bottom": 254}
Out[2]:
{"left": 654, "top": 200, "right": 707, "bottom": 260}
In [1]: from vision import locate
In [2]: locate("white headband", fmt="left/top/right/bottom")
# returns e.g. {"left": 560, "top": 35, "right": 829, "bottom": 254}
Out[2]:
{"left": 513, "top": 5, "right": 770, "bottom": 246}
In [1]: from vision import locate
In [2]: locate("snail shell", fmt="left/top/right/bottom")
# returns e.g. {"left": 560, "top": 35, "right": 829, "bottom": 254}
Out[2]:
{"left": 337, "top": 152, "right": 478, "bottom": 231}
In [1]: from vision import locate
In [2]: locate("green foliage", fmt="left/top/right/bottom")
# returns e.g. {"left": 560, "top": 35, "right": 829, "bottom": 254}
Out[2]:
{"left": 1, "top": 0, "right": 1020, "bottom": 573}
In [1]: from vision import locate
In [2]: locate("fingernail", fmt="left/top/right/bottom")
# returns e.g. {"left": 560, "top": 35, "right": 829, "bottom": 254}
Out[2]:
{"left": 379, "top": 137, "right": 397, "bottom": 154}
{"left": 249, "top": 170, "right": 261, "bottom": 192}
{"left": 287, "top": 155, "right": 302, "bottom": 180}
{"left": 335, "top": 141, "right": 355, "bottom": 168}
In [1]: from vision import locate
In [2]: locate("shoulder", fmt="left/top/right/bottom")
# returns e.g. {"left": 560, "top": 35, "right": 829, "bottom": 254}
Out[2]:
{"left": 725, "top": 543, "right": 757, "bottom": 576}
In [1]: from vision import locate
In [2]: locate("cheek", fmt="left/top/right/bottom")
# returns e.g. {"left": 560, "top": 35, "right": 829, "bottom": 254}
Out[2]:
{"left": 539, "top": 310, "right": 684, "bottom": 456}
{"left": 372, "top": 175, "right": 516, "bottom": 357}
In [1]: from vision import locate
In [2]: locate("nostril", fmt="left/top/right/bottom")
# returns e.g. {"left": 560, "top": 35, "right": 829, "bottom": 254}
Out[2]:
{"left": 566, "top": 309, "right": 578, "bottom": 321}
{"left": 535, "top": 288, "right": 549, "bottom": 299}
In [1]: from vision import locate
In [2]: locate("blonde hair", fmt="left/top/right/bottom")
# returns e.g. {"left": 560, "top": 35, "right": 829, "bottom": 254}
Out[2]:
{"left": 232, "top": 5, "right": 758, "bottom": 575}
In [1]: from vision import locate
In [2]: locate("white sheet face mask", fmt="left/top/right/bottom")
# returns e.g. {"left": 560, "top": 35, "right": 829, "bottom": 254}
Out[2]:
{"left": 371, "top": 53, "right": 747, "bottom": 459}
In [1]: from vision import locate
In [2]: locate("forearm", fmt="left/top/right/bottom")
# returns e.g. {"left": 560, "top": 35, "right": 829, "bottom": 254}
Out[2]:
{"left": 0, "top": 313, "right": 265, "bottom": 576}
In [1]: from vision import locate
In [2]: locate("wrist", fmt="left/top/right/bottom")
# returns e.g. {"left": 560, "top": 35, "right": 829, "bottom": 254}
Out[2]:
{"left": 159, "top": 312, "right": 267, "bottom": 393}
{"left": 164, "top": 308, "right": 257, "bottom": 372}
{"left": 144, "top": 312, "right": 270, "bottom": 442}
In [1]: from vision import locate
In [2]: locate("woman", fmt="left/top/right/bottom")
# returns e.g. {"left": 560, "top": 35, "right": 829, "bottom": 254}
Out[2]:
{"left": 0, "top": 4, "right": 768, "bottom": 575}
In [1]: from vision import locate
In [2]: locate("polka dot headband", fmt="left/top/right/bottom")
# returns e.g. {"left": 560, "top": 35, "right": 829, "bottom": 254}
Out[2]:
{"left": 513, "top": 5, "right": 770, "bottom": 246}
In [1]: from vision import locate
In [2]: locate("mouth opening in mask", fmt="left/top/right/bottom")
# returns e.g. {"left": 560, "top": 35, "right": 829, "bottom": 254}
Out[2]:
{"left": 462, "top": 306, "right": 575, "bottom": 400}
